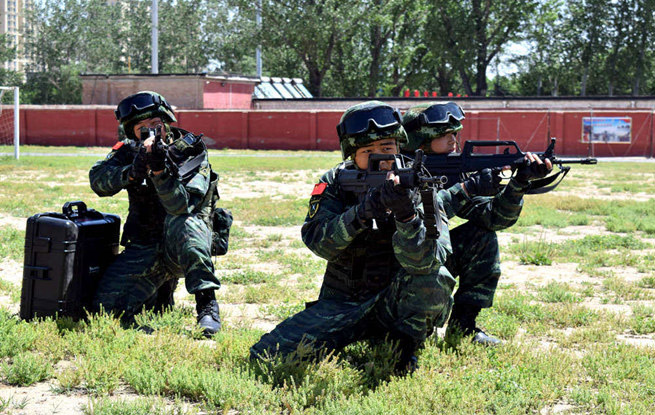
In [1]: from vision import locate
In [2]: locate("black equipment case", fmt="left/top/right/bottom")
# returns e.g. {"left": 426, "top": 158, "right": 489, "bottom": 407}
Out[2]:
{"left": 20, "top": 201, "right": 120, "bottom": 320}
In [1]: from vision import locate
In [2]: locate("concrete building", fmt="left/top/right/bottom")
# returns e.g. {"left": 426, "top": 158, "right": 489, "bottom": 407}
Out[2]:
{"left": 0, "top": 0, "right": 30, "bottom": 72}
{"left": 81, "top": 73, "right": 260, "bottom": 109}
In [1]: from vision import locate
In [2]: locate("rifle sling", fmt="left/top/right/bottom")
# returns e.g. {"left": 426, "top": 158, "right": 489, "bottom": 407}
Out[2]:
{"left": 178, "top": 153, "right": 206, "bottom": 179}
{"left": 527, "top": 166, "right": 570, "bottom": 194}
{"left": 420, "top": 188, "right": 440, "bottom": 239}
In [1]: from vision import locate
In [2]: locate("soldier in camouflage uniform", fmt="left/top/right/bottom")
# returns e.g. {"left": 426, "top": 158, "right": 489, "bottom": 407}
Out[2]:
{"left": 402, "top": 101, "right": 552, "bottom": 345}
{"left": 250, "top": 101, "right": 502, "bottom": 372}
{"left": 89, "top": 91, "right": 222, "bottom": 336}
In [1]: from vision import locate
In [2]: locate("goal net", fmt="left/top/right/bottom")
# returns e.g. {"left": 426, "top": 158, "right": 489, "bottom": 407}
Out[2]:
{"left": 0, "top": 86, "right": 20, "bottom": 159}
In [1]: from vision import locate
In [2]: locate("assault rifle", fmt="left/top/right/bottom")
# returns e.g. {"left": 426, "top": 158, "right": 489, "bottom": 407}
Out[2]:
{"left": 137, "top": 126, "right": 178, "bottom": 177}
{"left": 419, "top": 138, "right": 597, "bottom": 194}
{"left": 338, "top": 150, "right": 445, "bottom": 239}
{"left": 138, "top": 126, "right": 204, "bottom": 179}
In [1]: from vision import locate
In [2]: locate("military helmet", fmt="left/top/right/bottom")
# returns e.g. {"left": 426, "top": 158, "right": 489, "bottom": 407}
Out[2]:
{"left": 401, "top": 101, "right": 465, "bottom": 152}
{"left": 115, "top": 91, "right": 177, "bottom": 140}
{"left": 336, "top": 100, "right": 408, "bottom": 160}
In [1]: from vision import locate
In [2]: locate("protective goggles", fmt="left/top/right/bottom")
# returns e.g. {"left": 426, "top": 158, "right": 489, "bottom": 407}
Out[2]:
{"left": 337, "top": 106, "right": 402, "bottom": 137}
{"left": 403, "top": 102, "right": 465, "bottom": 132}
{"left": 114, "top": 93, "right": 172, "bottom": 121}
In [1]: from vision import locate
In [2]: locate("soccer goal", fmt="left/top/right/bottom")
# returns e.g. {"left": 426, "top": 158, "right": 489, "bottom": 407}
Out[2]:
{"left": 0, "top": 86, "right": 20, "bottom": 159}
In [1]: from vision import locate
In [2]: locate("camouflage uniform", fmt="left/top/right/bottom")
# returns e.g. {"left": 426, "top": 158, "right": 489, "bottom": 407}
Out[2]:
{"left": 250, "top": 161, "right": 456, "bottom": 359}
{"left": 89, "top": 127, "right": 220, "bottom": 320}
{"left": 402, "top": 102, "right": 526, "bottom": 313}
{"left": 438, "top": 181, "right": 525, "bottom": 309}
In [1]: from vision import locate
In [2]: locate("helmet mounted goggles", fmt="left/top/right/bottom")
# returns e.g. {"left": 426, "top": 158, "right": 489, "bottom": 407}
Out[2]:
{"left": 403, "top": 102, "right": 465, "bottom": 132}
{"left": 336, "top": 106, "right": 403, "bottom": 138}
{"left": 114, "top": 92, "right": 174, "bottom": 122}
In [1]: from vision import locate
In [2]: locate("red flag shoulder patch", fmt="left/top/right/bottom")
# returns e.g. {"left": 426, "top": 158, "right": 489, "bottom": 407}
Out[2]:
{"left": 112, "top": 141, "right": 124, "bottom": 150}
{"left": 311, "top": 182, "right": 327, "bottom": 196}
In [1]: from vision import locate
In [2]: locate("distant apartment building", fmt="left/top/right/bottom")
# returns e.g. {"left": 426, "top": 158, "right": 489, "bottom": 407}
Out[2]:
{"left": 0, "top": 0, "right": 30, "bottom": 72}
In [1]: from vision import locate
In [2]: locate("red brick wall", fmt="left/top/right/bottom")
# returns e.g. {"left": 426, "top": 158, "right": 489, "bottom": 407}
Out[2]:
{"left": 12, "top": 107, "right": 655, "bottom": 157}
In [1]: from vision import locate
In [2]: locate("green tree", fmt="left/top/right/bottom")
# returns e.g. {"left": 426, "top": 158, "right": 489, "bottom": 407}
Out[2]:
{"left": 364, "top": 0, "right": 423, "bottom": 97}
{"left": 241, "top": 0, "right": 365, "bottom": 97}
{"left": 563, "top": 0, "right": 610, "bottom": 95}
{"left": 604, "top": 0, "right": 632, "bottom": 95}
{"left": 380, "top": 0, "right": 435, "bottom": 96}
{"left": 22, "top": 64, "right": 83, "bottom": 104}
{"left": 322, "top": 33, "right": 369, "bottom": 96}
{"left": 79, "top": 0, "right": 124, "bottom": 73}
{"left": 22, "top": 1, "right": 87, "bottom": 103}
{"left": 0, "top": 34, "right": 23, "bottom": 93}
{"left": 199, "top": 0, "right": 256, "bottom": 74}
{"left": 628, "top": 0, "right": 655, "bottom": 95}
{"left": 509, "top": 0, "right": 570, "bottom": 96}
{"left": 433, "top": 0, "right": 538, "bottom": 96}
{"left": 22, "top": 0, "right": 231, "bottom": 102}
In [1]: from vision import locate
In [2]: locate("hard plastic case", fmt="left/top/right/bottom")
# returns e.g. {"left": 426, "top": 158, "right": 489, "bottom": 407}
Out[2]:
{"left": 20, "top": 201, "right": 120, "bottom": 320}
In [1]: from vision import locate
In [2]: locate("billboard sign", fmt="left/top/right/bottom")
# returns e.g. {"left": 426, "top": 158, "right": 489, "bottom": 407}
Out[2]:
{"left": 582, "top": 117, "right": 631, "bottom": 143}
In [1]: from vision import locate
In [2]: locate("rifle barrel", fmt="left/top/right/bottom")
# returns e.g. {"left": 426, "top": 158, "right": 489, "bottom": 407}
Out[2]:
{"left": 553, "top": 157, "right": 598, "bottom": 165}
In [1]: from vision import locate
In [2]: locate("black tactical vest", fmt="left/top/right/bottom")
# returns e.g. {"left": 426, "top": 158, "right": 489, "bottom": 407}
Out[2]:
{"left": 120, "top": 127, "right": 211, "bottom": 246}
{"left": 122, "top": 177, "right": 167, "bottom": 245}
{"left": 322, "top": 168, "right": 401, "bottom": 299}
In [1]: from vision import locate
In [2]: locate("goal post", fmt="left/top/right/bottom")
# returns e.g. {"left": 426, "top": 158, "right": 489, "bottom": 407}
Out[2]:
{"left": 0, "top": 86, "right": 20, "bottom": 160}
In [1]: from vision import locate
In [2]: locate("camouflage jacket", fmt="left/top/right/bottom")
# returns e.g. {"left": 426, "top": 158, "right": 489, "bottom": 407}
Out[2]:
{"left": 438, "top": 179, "right": 526, "bottom": 231}
{"left": 89, "top": 127, "right": 213, "bottom": 246}
{"left": 301, "top": 162, "right": 453, "bottom": 299}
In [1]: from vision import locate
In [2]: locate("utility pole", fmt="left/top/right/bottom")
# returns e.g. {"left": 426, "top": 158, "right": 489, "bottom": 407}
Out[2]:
{"left": 152, "top": 0, "right": 159, "bottom": 74}
{"left": 256, "top": 0, "right": 262, "bottom": 78}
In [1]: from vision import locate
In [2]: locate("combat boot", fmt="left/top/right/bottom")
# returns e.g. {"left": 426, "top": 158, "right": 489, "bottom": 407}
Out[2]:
{"left": 394, "top": 337, "right": 420, "bottom": 376}
{"left": 195, "top": 289, "right": 221, "bottom": 337}
{"left": 152, "top": 279, "right": 178, "bottom": 314}
{"left": 446, "top": 304, "right": 502, "bottom": 346}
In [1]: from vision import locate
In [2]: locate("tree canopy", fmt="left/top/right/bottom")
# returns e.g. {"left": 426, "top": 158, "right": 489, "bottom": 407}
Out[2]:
{"left": 6, "top": 0, "right": 655, "bottom": 103}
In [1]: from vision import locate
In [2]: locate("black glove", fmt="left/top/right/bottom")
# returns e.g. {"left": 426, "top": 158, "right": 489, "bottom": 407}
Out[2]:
{"left": 129, "top": 145, "right": 149, "bottom": 181}
{"left": 463, "top": 168, "right": 503, "bottom": 196}
{"left": 356, "top": 186, "right": 387, "bottom": 224}
{"left": 514, "top": 159, "right": 552, "bottom": 185}
{"left": 148, "top": 138, "right": 167, "bottom": 172}
{"left": 379, "top": 180, "right": 416, "bottom": 222}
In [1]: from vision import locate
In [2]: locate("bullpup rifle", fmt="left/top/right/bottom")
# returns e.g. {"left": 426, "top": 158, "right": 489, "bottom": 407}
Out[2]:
{"left": 338, "top": 150, "right": 445, "bottom": 239}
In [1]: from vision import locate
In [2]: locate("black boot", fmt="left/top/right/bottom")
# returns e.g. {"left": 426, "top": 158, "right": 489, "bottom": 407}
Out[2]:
{"left": 152, "top": 279, "right": 178, "bottom": 314}
{"left": 195, "top": 290, "right": 221, "bottom": 337}
{"left": 446, "top": 304, "right": 501, "bottom": 346}
{"left": 394, "top": 337, "right": 420, "bottom": 376}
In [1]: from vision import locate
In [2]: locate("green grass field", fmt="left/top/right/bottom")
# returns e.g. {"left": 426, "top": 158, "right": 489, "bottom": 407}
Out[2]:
{"left": 0, "top": 146, "right": 654, "bottom": 414}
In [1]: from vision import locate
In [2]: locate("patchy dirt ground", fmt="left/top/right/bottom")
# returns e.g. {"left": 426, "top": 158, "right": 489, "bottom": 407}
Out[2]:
{"left": 1, "top": 167, "right": 655, "bottom": 414}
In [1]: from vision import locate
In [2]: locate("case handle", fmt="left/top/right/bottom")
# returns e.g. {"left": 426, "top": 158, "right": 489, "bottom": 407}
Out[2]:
{"left": 62, "top": 201, "right": 87, "bottom": 218}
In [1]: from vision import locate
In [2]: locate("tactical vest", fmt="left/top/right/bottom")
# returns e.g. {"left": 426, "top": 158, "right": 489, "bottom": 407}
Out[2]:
{"left": 122, "top": 178, "right": 167, "bottom": 245}
{"left": 120, "top": 127, "right": 214, "bottom": 246}
{"left": 321, "top": 166, "right": 401, "bottom": 299}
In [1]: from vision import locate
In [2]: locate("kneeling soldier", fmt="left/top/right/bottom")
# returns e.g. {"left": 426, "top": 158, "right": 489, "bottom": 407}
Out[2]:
{"left": 251, "top": 101, "right": 476, "bottom": 372}
{"left": 402, "top": 101, "right": 552, "bottom": 345}
{"left": 89, "top": 91, "right": 222, "bottom": 336}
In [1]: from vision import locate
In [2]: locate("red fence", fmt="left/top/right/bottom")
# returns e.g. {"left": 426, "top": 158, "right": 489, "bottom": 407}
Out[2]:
{"left": 10, "top": 107, "right": 655, "bottom": 157}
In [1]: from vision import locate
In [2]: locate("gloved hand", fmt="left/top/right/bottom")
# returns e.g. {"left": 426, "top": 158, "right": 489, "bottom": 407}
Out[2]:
{"left": 462, "top": 168, "right": 503, "bottom": 196}
{"left": 379, "top": 179, "right": 416, "bottom": 222}
{"left": 129, "top": 145, "right": 149, "bottom": 181}
{"left": 148, "top": 137, "right": 167, "bottom": 172}
{"left": 356, "top": 186, "right": 387, "bottom": 225}
{"left": 514, "top": 155, "right": 552, "bottom": 185}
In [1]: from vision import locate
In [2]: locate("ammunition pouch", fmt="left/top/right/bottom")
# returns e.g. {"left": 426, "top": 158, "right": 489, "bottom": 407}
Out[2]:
{"left": 203, "top": 169, "right": 232, "bottom": 256}
{"left": 211, "top": 207, "right": 233, "bottom": 256}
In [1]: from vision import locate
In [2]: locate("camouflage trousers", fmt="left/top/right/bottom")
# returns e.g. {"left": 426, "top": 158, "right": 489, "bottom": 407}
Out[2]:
{"left": 93, "top": 213, "right": 220, "bottom": 320}
{"left": 250, "top": 267, "right": 455, "bottom": 360}
{"left": 446, "top": 220, "right": 501, "bottom": 309}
